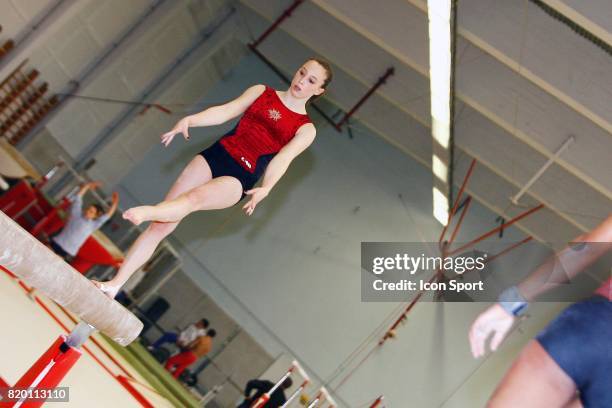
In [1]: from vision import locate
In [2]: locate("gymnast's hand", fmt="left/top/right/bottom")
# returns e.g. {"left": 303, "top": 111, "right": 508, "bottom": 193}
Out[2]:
{"left": 469, "top": 304, "right": 515, "bottom": 358}
{"left": 161, "top": 117, "right": 191, "bottom": 147}
{"left": 243, "top": 187, "right": 270, "bottom": 216}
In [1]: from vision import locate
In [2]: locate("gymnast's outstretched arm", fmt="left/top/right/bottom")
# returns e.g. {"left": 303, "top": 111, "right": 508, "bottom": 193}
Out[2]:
{"left": 243, "top": 123, "right": 316, "bottom": 216}
{"left": 160, "top": 84, "right": 266, "bottom": 147}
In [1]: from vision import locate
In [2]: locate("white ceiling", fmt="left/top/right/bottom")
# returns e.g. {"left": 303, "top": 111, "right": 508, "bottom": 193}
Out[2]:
{"left": 236, "top": 0, "right": 611, "bottom": 244}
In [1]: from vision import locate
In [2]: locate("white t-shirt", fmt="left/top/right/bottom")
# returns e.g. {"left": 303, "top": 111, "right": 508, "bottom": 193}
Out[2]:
{"left": 52, "top": 194, "right": 109, "bottom": 256}
{"left": 177, "top": 324, "right": 207, "bottom": 346}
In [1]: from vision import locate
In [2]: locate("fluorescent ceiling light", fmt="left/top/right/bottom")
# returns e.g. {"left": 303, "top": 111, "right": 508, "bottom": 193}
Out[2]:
{"left": 433, "top": 186, "right": 449, "bottom": 226}
{"left": 432, "top": 154, "right": 448, "bottom": 183}
{"left": 428, "top": 0, "right": 452, "bottom": 225}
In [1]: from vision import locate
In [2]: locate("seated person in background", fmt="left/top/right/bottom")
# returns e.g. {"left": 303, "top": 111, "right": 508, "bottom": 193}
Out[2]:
{"left": 148, "top": 318, "right": 209, "bottom": 351}
{"left": 165, "top": 329, "right": 216, "bottom": 379}
{"left": 49, "top": 181, "right": 119, "bottom": 261}
{"left": 238, "top": 377, "right": 293, "bottom": 408}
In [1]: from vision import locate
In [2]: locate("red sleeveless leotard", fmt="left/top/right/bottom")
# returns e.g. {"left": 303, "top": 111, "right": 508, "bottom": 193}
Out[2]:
{"left": 219, "top": 86, "right": 311, "bottom": 175}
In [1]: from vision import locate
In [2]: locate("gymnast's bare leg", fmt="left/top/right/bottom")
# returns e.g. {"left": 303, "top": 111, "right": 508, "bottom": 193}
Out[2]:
{"left": 92, "top": 156, "right": 242, "bottom": 297}
{"left": 93, "top": 60, "right": 333, "bottom": 297}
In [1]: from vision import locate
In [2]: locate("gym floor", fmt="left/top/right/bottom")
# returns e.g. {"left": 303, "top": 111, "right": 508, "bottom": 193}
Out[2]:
{"left": 0, "top": 267, "right": 180, "bottom": 407}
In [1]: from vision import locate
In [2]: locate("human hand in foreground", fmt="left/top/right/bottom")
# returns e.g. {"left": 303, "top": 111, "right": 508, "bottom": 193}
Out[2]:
{"left": 469, "top": 304, "right": 515, "bottom": 358}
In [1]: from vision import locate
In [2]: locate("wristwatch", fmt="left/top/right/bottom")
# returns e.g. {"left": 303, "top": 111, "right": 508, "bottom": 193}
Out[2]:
{"left": 498, "top": 286, "right": 528, "bottom": 316}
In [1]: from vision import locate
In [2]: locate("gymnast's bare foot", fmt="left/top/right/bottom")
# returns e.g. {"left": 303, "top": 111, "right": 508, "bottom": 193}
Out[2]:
{"left": 91, "top": 280, "right": 120, "bottom": 299}
{"left": 123, "top": 207, "right": 147, "bottom": 226}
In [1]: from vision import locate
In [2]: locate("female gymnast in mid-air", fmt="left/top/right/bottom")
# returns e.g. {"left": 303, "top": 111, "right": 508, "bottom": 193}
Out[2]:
{"left": 92, "top": 59, "right": 333, "bottom": 297}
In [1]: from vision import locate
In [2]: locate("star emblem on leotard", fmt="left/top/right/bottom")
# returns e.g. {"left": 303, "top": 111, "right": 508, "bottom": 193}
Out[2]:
{"left": 268, "top": 108, "right": 282, "bottom": 121}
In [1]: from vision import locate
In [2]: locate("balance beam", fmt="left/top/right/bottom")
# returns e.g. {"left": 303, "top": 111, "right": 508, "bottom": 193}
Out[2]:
{"left": 0, "top": 212, "right": 142, "bottom": 346}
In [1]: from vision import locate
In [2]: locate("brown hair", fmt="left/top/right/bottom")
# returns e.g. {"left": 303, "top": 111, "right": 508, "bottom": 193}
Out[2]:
{"left": 89, "top": 204, "right": 104, "bottom": 217}
{"left": 308, "top": 57, "right": 333, "bottom": 102}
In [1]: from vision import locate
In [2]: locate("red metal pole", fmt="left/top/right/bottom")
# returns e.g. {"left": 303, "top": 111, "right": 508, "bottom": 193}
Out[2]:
{"left": 448, "top": 196, "right": 472, "bottom": 247}
{"left": 378, "top": 273, "right": 438, "bottom": 346}
{"left": 446, "top": 204, "right": 544, "bottom": 257}
{"left": 116, "top": 375, "right": 154, "bottom": 408}
{"left": 282, "top": 380, "right": 308, "bottom": 408}
{"left": 335, "top": 68, "right": 395, "bottom": 130}
{"left": 370, "top": 396, "right": 384, "bottom": 408}
{"left": 0, "top": 266, "right": 155, "bottom": 408}
{"left": 444, "top": 236, "right": 533, "bottom": 278}
{"left": 251, "top": 366, "right": 295, "bottom": 408}
{"left": 374, "top": 164, "right": 542, "bottom": 347}
{"left": 3, "top": 336, "right": 82, "bottom": 408}
{"left": 53, "top": 303, "right": 135, "bottom": 379}
{"left": 438, "top": 159, "right": 477, "bottom": 244}
{"left": 250, "top": 0, "right": 305, "bottom": 49}
{"left": 485, "top": 236, "right": 533, "bottom": 264}
{"left": 377, "top": 232, "right": 535, "bottom": 347}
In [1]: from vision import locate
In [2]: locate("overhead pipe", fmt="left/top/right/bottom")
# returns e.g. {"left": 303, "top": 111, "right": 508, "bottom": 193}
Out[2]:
{"left": 0, "top": 0, "right": 69, "bottom": 71}
{"left": 378, "top": 273, "right": 438, "bottom": 346}
{"left": 380, "top": 157, "right": 541, "bottom": 344}
{"left": 249, "top": 0, "right": 306, "bottom": 49}
{"left": 446, "top": 204, "right": 545, "bottom": 257}
{"left": 16, "top": 0, "right": 170, "bottom": 149}
{"left": 334, "top": 67, "right": 394, "bottom": 131}
{"left": 370, "top": 396, "right": 385, "bottom": 408}
{"left": 510, "top": 135, "right": 575, "bottom": 205}
{"left": 438, "top": 159, "right": 476, "bottom": 244}
{"left": 72, "top": 5, "right": 236, "bottom": 170}
{"left": 448, "top": 195, "right": 472, "bottom": 246}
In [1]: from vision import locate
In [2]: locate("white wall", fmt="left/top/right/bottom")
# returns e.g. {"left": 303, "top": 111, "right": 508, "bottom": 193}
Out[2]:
{"left": 0, "top": 0, "right": 55, "bottom": 40}
{"left": 85, "top": 35, "right": 246, "bottom": 187}
{"left": 9, "top": 0, "right": 243, "bottom": 186}
{"left": 43, "top": 0, "right": 206, "bottom": 158}
{"left": 1, "top": 0, "right": 148, "bottom": 95}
